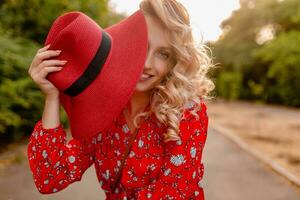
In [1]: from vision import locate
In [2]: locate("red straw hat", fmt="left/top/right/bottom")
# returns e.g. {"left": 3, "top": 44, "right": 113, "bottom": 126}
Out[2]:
{"left": 44, "top": 10, "right": 148, "bottom": 139}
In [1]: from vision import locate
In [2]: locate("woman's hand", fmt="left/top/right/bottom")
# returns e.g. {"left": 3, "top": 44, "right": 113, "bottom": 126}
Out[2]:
{"left": 28, "top": 44, "right": 67, "bottom": 97}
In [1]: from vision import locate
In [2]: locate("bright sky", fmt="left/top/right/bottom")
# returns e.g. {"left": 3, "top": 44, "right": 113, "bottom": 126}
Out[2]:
{"left": 109, "top": 0, "right": 240, "bottom": 42}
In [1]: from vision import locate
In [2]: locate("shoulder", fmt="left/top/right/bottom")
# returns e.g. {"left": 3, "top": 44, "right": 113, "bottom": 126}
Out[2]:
{"left": 179, "top": 99, "right": 208, "bottom": 140}
{"left": 182, "top": 99, "right": 207, "bottom": 121}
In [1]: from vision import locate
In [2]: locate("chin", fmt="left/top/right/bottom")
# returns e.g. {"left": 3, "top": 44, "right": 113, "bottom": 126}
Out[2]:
{"left": 135, "top": 84, "right": 153, "bottom": 92}
{"left": 135, "top": 80, "right": 156, "bottom": 92}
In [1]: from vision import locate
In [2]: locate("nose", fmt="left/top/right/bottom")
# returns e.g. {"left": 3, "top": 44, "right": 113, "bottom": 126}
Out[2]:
{"left": 144, "top": 51, "right": 152, "bottom": 70}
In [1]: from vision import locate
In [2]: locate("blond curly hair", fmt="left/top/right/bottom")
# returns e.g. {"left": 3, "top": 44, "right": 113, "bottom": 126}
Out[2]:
{"left": 133, "top": 0, "right": 215, "bottom": 142}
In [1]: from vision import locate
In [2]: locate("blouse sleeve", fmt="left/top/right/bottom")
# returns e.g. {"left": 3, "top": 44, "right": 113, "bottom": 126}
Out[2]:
{"left": 135, "top": 101, "right": 208, "bottom": 200}
{"left": 27, "top": 119, "right": 97, "bottom": 194}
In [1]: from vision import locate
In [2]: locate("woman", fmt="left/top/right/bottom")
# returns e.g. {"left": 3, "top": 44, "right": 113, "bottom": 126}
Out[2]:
{"left": 27, "top": 0, "right": 215, "bottom": 199}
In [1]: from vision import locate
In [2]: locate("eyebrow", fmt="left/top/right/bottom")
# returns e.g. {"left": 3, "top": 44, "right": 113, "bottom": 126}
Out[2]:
{"left": 148, "top": 43, "right": 172, "bottom": 51}
{"left": 159, "top": 46, "right": 172, "bottom": 51}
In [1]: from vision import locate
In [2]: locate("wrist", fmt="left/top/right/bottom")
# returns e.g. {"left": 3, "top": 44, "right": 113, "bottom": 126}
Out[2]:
{"left": 45, "top": 93, "right": 59, "bottom": 101}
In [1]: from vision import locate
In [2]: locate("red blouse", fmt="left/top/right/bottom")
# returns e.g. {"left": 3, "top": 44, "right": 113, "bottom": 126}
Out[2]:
{"left": 27, "top": 101, "right": 208, "bottom": 200}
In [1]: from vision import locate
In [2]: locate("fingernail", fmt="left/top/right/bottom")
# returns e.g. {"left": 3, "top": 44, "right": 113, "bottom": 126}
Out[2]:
{"left": 47, "top": 44, "right": 51, "bottom": 47}
{"left": 56, "top": 50, "right": 62, "bottom": 53}
{"left": 62, "top": 60, "right": 67, "bottom": 63}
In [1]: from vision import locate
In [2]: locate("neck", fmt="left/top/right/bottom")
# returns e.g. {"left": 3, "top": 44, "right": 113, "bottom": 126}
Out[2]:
{"left": 125, "top": 90, "right": 152, "bottom": 116}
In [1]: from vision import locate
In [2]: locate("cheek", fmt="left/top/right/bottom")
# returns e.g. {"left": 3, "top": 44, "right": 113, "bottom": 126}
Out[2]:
{"left": 154, "top": 61, "right": 170, "bottom": 78}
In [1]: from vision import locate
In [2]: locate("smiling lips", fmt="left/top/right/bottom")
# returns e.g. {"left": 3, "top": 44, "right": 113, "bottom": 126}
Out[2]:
{"left": 140, "top": 73, "right": 154, "bottom": 81}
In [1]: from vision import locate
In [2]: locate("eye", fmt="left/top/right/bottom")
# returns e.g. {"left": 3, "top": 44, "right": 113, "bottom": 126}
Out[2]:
{"left": 158, "top": 51, "right": 170, "bottom": 59}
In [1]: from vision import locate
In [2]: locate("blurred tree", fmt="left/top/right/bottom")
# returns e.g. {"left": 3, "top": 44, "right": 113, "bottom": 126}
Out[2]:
{"left": 211, "top": 0, "right": 300, "bottom": 106}
{"left": 253, "top": 31, "right": 300, "bottom": 106}
{"left": 0, "top": 0, "right": 125, "bottom": 43}
{"left": 216, "top": 71, "right": 243, "bottom": 100}
{"left": 0, "top": 32, "right": 41, "bottom": 144}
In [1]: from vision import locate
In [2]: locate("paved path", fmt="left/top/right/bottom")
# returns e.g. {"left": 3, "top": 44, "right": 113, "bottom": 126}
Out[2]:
{"left": 0, "top": 127, "right": 299, "bottom": 200}
{"left": 0, "top": 155, "right": 105, "bottom": 200}
{"left": 203, "top": 127, "right": 300, "bottom": 200}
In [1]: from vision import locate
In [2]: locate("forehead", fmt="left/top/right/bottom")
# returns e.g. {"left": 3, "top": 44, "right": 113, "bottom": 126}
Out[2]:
{"left": 145, "top": 15, "right": 171, "bottom": 49}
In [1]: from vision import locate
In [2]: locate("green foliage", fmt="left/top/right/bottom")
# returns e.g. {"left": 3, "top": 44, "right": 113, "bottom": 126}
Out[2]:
{"left": 272, "top": 0, "right": 300, "bottom": 31}
{"left": 247, "top": 80, "right": 264, "bottom": 98}
{"left": 216, "top": 71, "right": 243, "bottom": 100}
{"left": 211, "top": 0, "right": 300, "bottom": 106}
{"left": 0, "top": 0, "right": 124, "bottom": 43}
{"left": 0, "top": 33, "right": 43, "bottom": 141}
{"left": 253, "top": 31, "right": 300, "bottom": 106}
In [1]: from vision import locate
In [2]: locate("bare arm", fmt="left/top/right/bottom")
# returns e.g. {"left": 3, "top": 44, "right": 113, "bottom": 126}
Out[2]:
{"left": 28, "top": 44, "right": 66, "bottom": 129}
{"left": 42, "top": 94, "right": 61, "bottom": 129}
{"left": 27, "top": 45, "right": 96, "bottom": 194}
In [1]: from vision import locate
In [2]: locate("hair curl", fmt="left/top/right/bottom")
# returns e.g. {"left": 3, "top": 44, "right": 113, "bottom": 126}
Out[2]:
{"left": 133, "top": 0, "right": 216, "bottom": 142}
